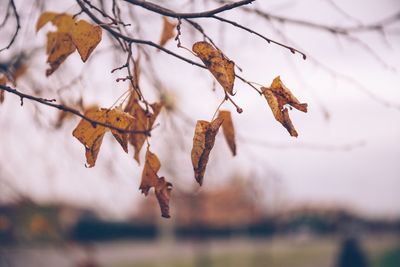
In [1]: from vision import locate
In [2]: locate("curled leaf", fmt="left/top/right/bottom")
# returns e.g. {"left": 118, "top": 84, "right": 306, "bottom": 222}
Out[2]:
{"left": 218, "top": 110, "right": 237, "bottom": 156}
{"left": 262, "top": 76, "right": 308, "bottom": 137}
{"left": 140, "top": 148, "right": 173, "bottom": 218}
{"left": 192, "top": 41, "right": 235, "bottom": 95}
{"left": 72, "top": 108, "right": 134, "bottom": 167}
{"left": 158, "top": 17, "right": 176, "bottom": 48}
{"left": 124, "top": 91, "right": 162, "bottom": 163}
{"left": 36, "top": 12, "right": 102, "bottom": 75}
{"left": 191, "top": 118, "right": 223, "bottom": 185}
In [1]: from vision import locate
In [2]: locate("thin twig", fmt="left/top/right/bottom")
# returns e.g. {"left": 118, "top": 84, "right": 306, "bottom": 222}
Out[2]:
{"left": 0, "top": 84, "right": 153, "bottom": 135}
{"left": 0, "top": 0, "right": 21, "bottom": 53}
{"left": 122, "top": 0, "right": 255, "bottom": 19}
{"left": 211, "top": 15, "right": 307, "bottom": 59}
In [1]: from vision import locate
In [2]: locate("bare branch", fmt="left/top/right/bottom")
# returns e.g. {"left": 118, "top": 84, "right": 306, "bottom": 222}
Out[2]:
{"left": 122, "top": 0, "right": 255, "bottom": 18}
{"left": 0, "top": 84, "right": 153, "bottom": 135}
{"left": 0, "top": 0, "right": 21, "bottom": 53}
{"left": 210, "top": 15, "right": 307, "bottom": 59}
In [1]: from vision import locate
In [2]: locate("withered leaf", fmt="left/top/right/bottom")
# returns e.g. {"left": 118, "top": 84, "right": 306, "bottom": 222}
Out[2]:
{"left": 0, "top": 76, "right": 6, "bottom": 104}
{"left": 46, "top": 32, "right": 76, "bottom": 76}
{"left": 124, "top": 91, "right": 162, "bottom": 163}
{"left": 262, "top": 76, "right": 307, "bottom": 137}
{"left": 191, "top": 118, "right": 223, "bottom": 185}
{"left": 70, "top": 20, "right": 102, "bottom": 62}
{"left": 140, "top": 148, "right": 172, "bottom": 218}
{"left": 218, "top": 110, "right": 236, "bottom": 156}
{"left": 36, "top": 12, "right": 102, "bottom": 75}
{"left": 192, "top": 41, "right": 235, "bottom": 95}
{"left": 158, "top": 17, "right": 176, "bottom": 48}
{"left": 72, "top": 107, "right": 134, "bottom": 168}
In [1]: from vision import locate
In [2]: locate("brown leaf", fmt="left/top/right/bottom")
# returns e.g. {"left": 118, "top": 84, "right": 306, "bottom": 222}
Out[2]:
{"left": 262, "top": 76, "right": 308, "bottom": 137}
{"left": 191, "top": 118, "right": 223, "bottom": 185}
{"left": 36, "top": 12, "right": 102, "bottom": 76}
{"left": 192, "top": 41, "right": 235, "bottom": 95}
{"left": 72, "top": 108, "right": 134, "bottom": 167}
{"left": 140, "top": 148, "right": 173, "bottom": 218}
{"left": 124, "top": 91, "right": 162, "bottom": 163}
{"left": 0, "top": 76, "right": 6, "bottom": 104}
{"left": 218, "top": 110, "right": 236, "bottom": 156}
{"left": 46, "top": 32, "right": 76, "bottom": 76}
{"left": 71, "top": 20, "right": 102, "bottom": 62}
{"left": 158, "top": 17, "right": 176, "bottom": 48}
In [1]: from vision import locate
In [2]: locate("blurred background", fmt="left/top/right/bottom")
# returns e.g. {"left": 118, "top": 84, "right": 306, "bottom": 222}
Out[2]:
{"left": 0, "top": 0, "right": 399, "bottom": 266}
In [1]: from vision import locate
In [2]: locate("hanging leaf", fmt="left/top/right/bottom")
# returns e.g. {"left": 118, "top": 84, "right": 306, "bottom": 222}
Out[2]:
{"left": 191, "top": 118, "right": 223, "bottom": 185}
{"left": 46, "top": 32, "right": 76, "bottom": 76}
{"left": 72, "top": 107, "right": 135, "bottom": 168}
{"left": 70, "top": 20, "right": 102, "bottom": 62}
{"left": 124, "top": 91, "right": 162, "bottom": 163}
{"left": 0, "top": 76, "right": 6, "bottom": 104}
{"left": 262, "top": 76, "right": 308, "bottom": 137}
{"left": 218, "top": 110, "right": 237, "bottom": 156}
{"left": 192, "top": 41, "right": 235, "bottom": 95}
{"left": 158, "top": 17, "right": 176, "bottom": 48}
{"left": 140, "top": 148, "right": 173, "bottom": 218}
{"left": 36, "top": 12, "right": 102, "bottom": 76}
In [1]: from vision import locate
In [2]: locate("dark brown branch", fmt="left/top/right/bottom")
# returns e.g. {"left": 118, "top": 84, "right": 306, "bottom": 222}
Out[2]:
{"left": 0, "top": 0, "right": 20, "bottom": 53}
{"left": 0, "top": 84, "right": 153, "bottom": 135}
{"left": 78, "top": 0, "right": 205, "bottom": 67}
{"left": 211, "top": 15, "right": 307, "bottom": 59}
{"left": 122, "top": 0, "right": 255, "bottom": 18}
{"left": 77, "top": 0, "right": 259, "bottom": 94}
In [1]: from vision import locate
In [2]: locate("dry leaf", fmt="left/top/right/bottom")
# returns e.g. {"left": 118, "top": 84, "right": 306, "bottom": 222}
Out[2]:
{"left": 191, "top": 118, "right": 223, "bottom": 185}
{"left": 72, "top": 108, "right": 134, "bottom": 167}
{"left": 0, "top": 76, "right": 6, "bottom": 104}
{"left": 46, "top": 32, "right": 76, "bottom": 76}
{"left": 36, "top": 12, "right": 102, "bottom": 75}
{"left": 158, "top": 17, "right": 176, "bottom": 48}
{"left": 192, "top": 41, "right": 235, "bottom": 95}
{"left": 262, "top": 76, "right": 307, "bottom": 137}
{"left": 218, "top": 110, "right": 236, "bottom": 156}
{"left": 140, "top": 148, "right": 173, "bottom": 218}
{"left": 70, "top": 20, "right": 102, "bottom": 62}
{"left": 124, "top": 91, "right": 162, "bottom": 163}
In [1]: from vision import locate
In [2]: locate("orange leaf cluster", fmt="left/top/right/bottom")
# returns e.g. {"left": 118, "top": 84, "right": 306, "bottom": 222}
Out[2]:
{"left": 192, "top": 41, "right": 235, "bottom": 95}
{"left": 262, "top": 76, "right": 308, "bottom": 137}
{"left": 140, "top": 148, "right": 172, "bottom": 218}
{"left": 36, "top": 12, "right": 102, "bottom": 76}
{"left": 72, "top": 108, "right": 134, "bottom": 168}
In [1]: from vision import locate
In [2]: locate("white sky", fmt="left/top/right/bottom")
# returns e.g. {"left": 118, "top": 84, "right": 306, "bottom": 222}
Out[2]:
{"left": 0, "top": 0, "right": 399, "bottom": 219}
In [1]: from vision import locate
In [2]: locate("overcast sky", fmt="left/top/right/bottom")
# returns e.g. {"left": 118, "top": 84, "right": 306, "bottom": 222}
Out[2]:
{"left": 0, "top": 0, "right": 399, "bottom": 219}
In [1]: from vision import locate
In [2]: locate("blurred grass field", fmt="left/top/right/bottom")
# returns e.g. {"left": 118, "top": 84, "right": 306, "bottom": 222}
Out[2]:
{"left": 105, "top": 236, "right": 399, "bottom": 267}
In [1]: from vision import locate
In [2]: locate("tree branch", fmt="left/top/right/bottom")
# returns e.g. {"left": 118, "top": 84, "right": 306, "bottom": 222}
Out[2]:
{"left": 122, "top": 0, "right": 255, "bottom": 18}
{"left": 211, "top": 15, "right": 307, "bottom": 59}
{"left": 77, "top": 0, "right": 262, "bottom": 95}
{"left": 0, "top": 0, "right": 21, "bottom": 53}
{"left": 0, "top": 84, "right": 153, "bottom": 135}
